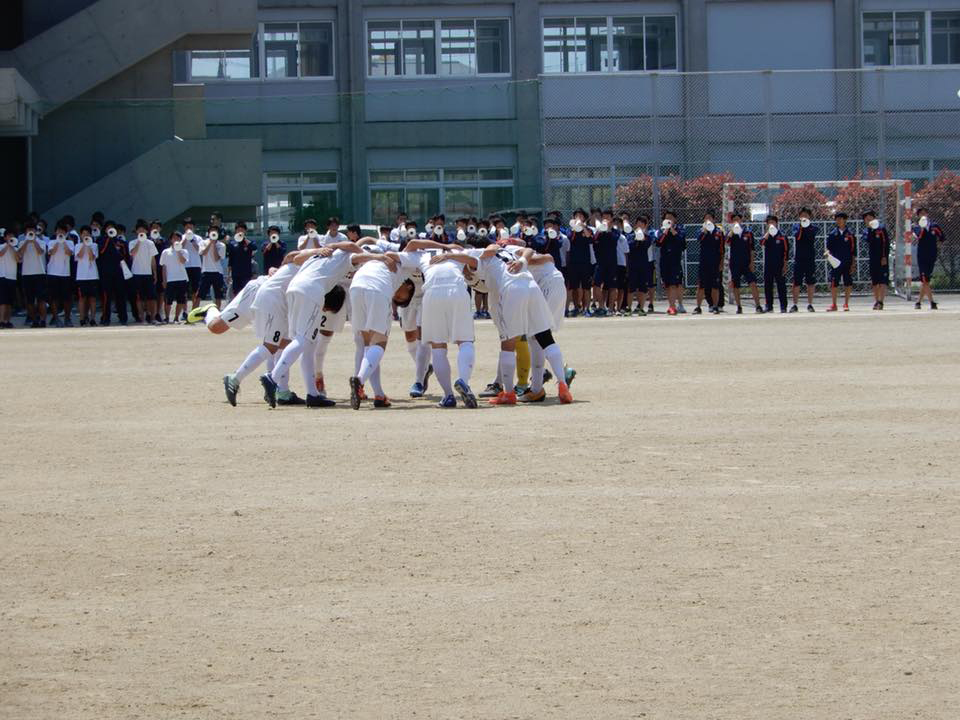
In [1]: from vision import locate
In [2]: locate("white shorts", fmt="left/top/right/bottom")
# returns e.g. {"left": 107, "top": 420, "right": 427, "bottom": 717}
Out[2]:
{"left": 287, "top": 293, "right": 325, "bottom": 341}
{"left": 253, "top": 294, "right": 287, "bottom": 345}
{"left": 220, "top": 292, "right": 254, "bottom": 329}
{"left": 421, "top": 286, "right": 474, "bottom": 344}
{"left": 495, "top": 281, "right": 553, "bottom": 341}
{"left": 397, "top": 290, "right": 423, "bottom": 332}
{"left": 349, "top": 286, "right": 392, "bottom": 336}
{"left": 539, "top": 272, "right": 566, "bottom": 332}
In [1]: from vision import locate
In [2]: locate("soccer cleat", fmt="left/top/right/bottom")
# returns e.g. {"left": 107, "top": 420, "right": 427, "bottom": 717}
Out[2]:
{"left": 915, "top": 301, "right": 922, "bottom": 310}
{"left": 454, "top": 379, "right": 478, "bottom": 409}
{"left": 514, "top": 383, "right": 531, "bottom": 395}
{"left": 634, "top": 307, "right": 647, "bottom": 316}
{"left": 423, "top": 364, "right": 433, "bottom": 394}
{"left": 756, "top": 306, "right": 765, "bottom": 314}
{"left": 843, "top": 303, "right": 849, "bottom": 312}
{"left": 807, "top": 304, "right": 815, "bottom": 312}
{"left": 878, "top": 302, "right": 884, "bottom": 311}
{"left": 223, "top": 374, "right": 239, "bottom": 407}
{"left": 519, "top": 388, "right": 546, "bottom": 403}
{"left": 710, "top": 307, "right": 720, "bottom": 315}
{"left": 826, "top": 304, "right": 838, "bottom": 312}
{"left": 647, "top": 302, "right": 654, "bottom": 313}
{"left": 693, "top": 306, "right": 703, "bottom": 315}
{"left": 557, "top": 382, "right": 573, "bottom": 404}
{"left": 187, "top": 303, "right": 215, "bottom": 324}
{"left": 872, "top": 301, "right": 880, "bottom": 311}
{"left": 479, "top": 381, "right": 502, "bottom": 398}
{"left": 349, "top": 376, "right": 363, "bottom": 410}
{"left": 437, "top": 394, "right": 457, "bottom": 409}
{"left": 306, "top": 394, "right": 336, "bottom": 408}
{"left": 357, "top": 385, "right": 367, "bottom": 401}
{"left": 259, "top": 374, "right": 278, "bottom": 408}
{"left": 489, "top": 391, "right": 517, "bottom": 406}
{"left": 564, "top": 366, "right": 577, "bottom": 387}
{"left": 667, "top": 307, "right": 677, "bottom": 316}
{"left": 409, "top": 382, "right": 425, "bottom": 398}
{"left": 277, "top": 390, "right": 306, "bottom": 406}
{"left": 677, "top": 304, "right": 687, "bottom": 314}
{"left": 931, "top": 301, "right": 939, "bottom": 310}
{"left": 736, "top": 306, "right": 743, "bottom": 314}
{"left": 373, "top": 396, "right": 392, "bottom": 408}
{"left": 789, "top": 304, "right": 799, "bottom": 313}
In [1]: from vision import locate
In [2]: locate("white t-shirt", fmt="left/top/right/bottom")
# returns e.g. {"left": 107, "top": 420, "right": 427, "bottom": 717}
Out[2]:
{"left": 74, "top": 240, "right": 99, "bottom": 281}
{"left": 0, "top": 240, "right": 18, "bottom": 280}
{"left": 320, "top": 231, "right": 348, "bottom": 246}
{"left": 559, "top": 234, "right": 571, "bottom": 266}
{"left": 617, "top": 234, "right": 629, "bottom": 266}
{"left": 46, "top": 236, "right": 75, "bottom": 277}
{"left": 251, "top": 262, "right": 298, "bottom": 312}
{"left": 398, "top": 250, "right": 467, "bottom": 292}
{"left": 199, "top": 240, "right": 226, "bottom": 273}
{"left": 19, "top": 235, "right": 47, "bottom": 275}
{"left": 159, "top": 247, "right": 189, "bottom": 282}
{"left": 129, "top": 237, "right": 158, "bottom": 275}
{"left": 468, "top": 246, "right": 534, "bottom": 294}
{"left": 351, "top": 256, "right": 413, "bottom": 295}
{"left": 297, "top": 232, "right": 323, "bottom": 250}
{"left": 182, "top": 232, "right": 202, "bottom": 268}
{"left": 287, "top": 250, "right": 354, "bottom": 306}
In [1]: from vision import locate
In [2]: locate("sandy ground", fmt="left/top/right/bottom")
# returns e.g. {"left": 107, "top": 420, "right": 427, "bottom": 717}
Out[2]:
{"left": 1, "top": 295, "right": 959, "bottom": 720}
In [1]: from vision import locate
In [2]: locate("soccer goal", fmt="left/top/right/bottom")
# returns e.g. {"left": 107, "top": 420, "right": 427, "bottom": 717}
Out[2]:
{"left": 722, "top": 180, "right": 914, "bottom": 299}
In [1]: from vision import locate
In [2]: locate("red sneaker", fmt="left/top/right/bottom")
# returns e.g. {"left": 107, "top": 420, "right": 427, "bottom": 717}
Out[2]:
{"left": 489, "top": 391, "right": 517, "bottom": 406}
{"left": 843, "top": 303, "right": 849, "bottom": 312}
{"left": 667, "top": 307, "right": 677, "bottom": 316}
{"left": 826, "top": 304, "right": 838, "bottom": 312}
{"left": 557, "top": 382, "right": 573, "bottom": 404}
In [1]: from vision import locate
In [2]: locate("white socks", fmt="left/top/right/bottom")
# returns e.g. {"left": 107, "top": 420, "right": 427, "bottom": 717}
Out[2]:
{"left": 406, "top": 340, "right": 419, "bottom": 363}
{"left": 431, "top": 347, "right": 454, "bottom": 396}
{"left": 358, "top": 345, "right": 385, "bottom": 384}
{"left": 353, "top": 332, "right": 365, "bottom": 375}
{"left": 313, "top": 333, "right": 332, "bottom": 377}
{"left": 271, "top": 336, "right": 304, "bottom": 385}
{"left": 299, "top": 339, "right": 317, "bottom": 396}
{"left": 369, "top": 366, "right": 384, "bottom": 397}
{"left": 235, "top": 345, "right": 271, "bottom": 383}
{"left": 204, "top": 306, "right": 221, "bottom": 327}
{"left": 499, "top": 350, "right": 516, "bottom": 392}
{"left": 456, "top": 341, "right": 475, "bottom": 384}
{"left": 529, "top": 339, "right": 546, "bottom": 393}
{"left": 415, "top": 341, "right": 431, "bottom": 383}
{"left": 544, "top": 343, "right": 565, "bottom": 383}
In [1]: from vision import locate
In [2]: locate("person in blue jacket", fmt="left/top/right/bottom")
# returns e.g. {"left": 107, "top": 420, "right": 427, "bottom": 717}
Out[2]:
{"left": 912, "top": 207, "right": 944, "bottom": 310}
{"left": 825, "top": 212, "right": 856, "bottom": 311}
{"left": 862, "top": 210, "right": 889, "bottom": 311}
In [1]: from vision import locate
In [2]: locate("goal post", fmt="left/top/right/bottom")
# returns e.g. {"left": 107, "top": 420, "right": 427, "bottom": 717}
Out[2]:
{"left": 721, "top": 180, "right": 913, "bottom": 299}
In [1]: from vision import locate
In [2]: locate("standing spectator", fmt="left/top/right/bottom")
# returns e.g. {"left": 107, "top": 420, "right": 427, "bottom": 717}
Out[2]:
{"left": 181, "top": 217, "right": 202, "bottom": 314}
{"left": 727, "top": 213, "right": 764, "bottom": 314}
{"left": 197, "top": 227, "right": 226, "bottom": 309}
{"left": 150, "top": 221, "right": 167, "bottom": 322}
{"left": 209, "top": 212, "right": 230, "bottom": 245}
{"left": 863, "top": 210, "right": 889, "bottom": 311}
{"left": 298, "top": 219, "right": 321, "bottom": 250}
{"left": 825, "top": 212, "right": 856, "bottom": 312}
{"left": 18, "top": 223, "right": 47, "bottom": 327}
{"left": 657, "top": 211, "right": 686, "bottom": 316}
{"left": 61, "top": 215, "right": 79, "bottom": 322}
{"left": 565, "top": 209, "right": 593, "bottom": 317}
{"left": 129, "top": 221, "right": 159, "bottom": 325}
{"left": 0, "top": 228, "right": 18, "bottom": 328}
{"left": 227, "top": 222, "right": 255, "bottom": 296}
{"left": 46, "top": 221, "right": 74, "bottom": 327}
{"left": 761, "top": 215, "right": 789, "bottom": 313}
{"left": 159, "top": 231, "right": 189, "bottom": 323}
{"left": 262, "top": 225, "right": 286, "bottom": 271}
{"left": 74, "top": 226, "right": 100, "bottom": 326}
{"left": 97, "top": 221, "right": 128, "bottom": 326}
{"left": 694, "top": 212, "right": 724, "bottom": 315}
{"left": 789, "top": 207, "right": 819, "bottom": 313}
{"left": 118, "top": 224, "right": 141, "bottom": 323}
{"left": 912, "top": 207, "right": 944, "bottom": 310}
{"left": 625, "top": 215, "right": 651, "bottom": 316}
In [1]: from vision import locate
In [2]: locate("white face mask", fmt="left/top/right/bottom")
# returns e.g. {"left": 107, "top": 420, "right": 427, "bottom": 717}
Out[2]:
{"left": 209, "top": 231, "right": 219, "bottom": 241}
{"left": 137, "top": 233, "right": 147, "bottom": 241}
{"left": 174, "top": 240, "right": 183, "bottom": 251}
{"left": 467, "top": 225, "right": 476, "bottom": 234}
{"left": 406, "top": 228, "right": 417, "bottom": 239}
{"left": 523, "top": 225, "right": 537, "bottom": 237}
{"left": 499, "top": 228, "right": 510, "bottom": 240}
{"left": 184, "top": 229, "right": 194, "bottom": 238}
{"left": 570, "top": 219, "right": 584, "bottom": 232}
{"left": 703, "top": 221, "right": 715, "bottom": 233}
{"left": 732, "top": 223, "right": 742, "bottom": 235}
{"left": 546, "top": 228, "right": 558, "bottom": 239}
{"left": 151, "top": 230, "right": 160, "bottom": 239}
{"left": 107, "top": 228, "right": 117, "bottom": 238}
{"left": 597, "top": 221, "right": 610, "bottom": 232}
{"left": 661, "top": 219, "right": 673, "bottom": 230}
{"left": 768, "top": 225, "right": 779, "bottom": 236}
{"left": 456, "top": 229, "right": 467, "bottom": 242}
{"left": 868, "top": 219, "right": 879, "bottom": 230}
{"left": 800, "top": 218, "right": 811, "bottom": 228}
{"left": 622, "top": 222, "right": 633, "bottom": 234}
{"left": 919, "top": 216, "right": 929, "bottom": 228}
{"left": 425, "top": 223, "right": 435, "bottom": 233}
{"left": 433, "top": 225, "right": 445, "bottom": 237}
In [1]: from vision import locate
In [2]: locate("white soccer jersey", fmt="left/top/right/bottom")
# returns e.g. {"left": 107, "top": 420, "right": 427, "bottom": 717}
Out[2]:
{"left": 287, "top": 249, "right": 353, "bottom": 306}
{"left": 159, "top": 247, "right": 189, "bottom": 282}
{"left": 199, "top": 240, "right": 226, "bottom": 273}
{"left": 19, "top": 235, "right": 47, "bottom": 275}
{"left": 468, "top": 247, "right": 552, "bottom": 340}
{"left": 128, "top": 237, "right": 158, "bottom": 275}
{"left": 528, "top": 257, "right": 566, "bottom": 331}
{"left": 252, "top": 264, "right": 298, "bottom": 343}
{"left": 46, "top": 237, "right": 74, "bottom": 277}
{"left": 74, "top": 241, "right": 99, "bottom": 280}
{"left": 182, "top": 232, "right": 202, "bottom": 267}
{"left": 219, "top": 275, "right": 266, "bottom": 328}
{"left": 397, "top": 250, "right": 467, "bottom": 292}
{"left": 351, "top": 256, "right": 412, "bottom": 295}
{"left": 0, "top": 240, "right": 18, "bottom": 280}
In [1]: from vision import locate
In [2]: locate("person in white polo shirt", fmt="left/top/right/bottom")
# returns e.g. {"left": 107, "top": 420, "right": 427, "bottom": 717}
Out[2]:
{"left": 0, "top": 228, "right": 18, "bottom": 328}
{"left": 46, "top": 220, "right": 75, "bottom": 327}
{"left": 197, "top": 227, "right": 226, "bottom": 309}
{"left": 73, "top": 226, "right": 100, "bottom": 327}
{"left": 129, "top": 220, "right": 159, "bottom": 325}
{"left": 159, "top": 231, "right": 189, "bottom": 323}
{"left": 181, "top": 217, "right": 202, "bottom": 314}
{"left": 297, "top": 218, "right": 322, "bottom": 250}
{"left": 17, "top": 223, "right": 47, "bottom": 327}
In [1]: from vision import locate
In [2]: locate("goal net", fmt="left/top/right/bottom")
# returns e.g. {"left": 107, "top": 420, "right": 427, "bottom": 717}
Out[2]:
{"left": 721, "top": 180, "right": 913, "bottom": 299}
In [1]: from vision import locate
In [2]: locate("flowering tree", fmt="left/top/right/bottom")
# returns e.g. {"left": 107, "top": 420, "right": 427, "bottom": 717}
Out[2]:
{"left": 771, "top": 185, "right": 830, "bottom": 220}
{"left": 614, "top": 175, "right": 684, "bottom": 221}
{"left": 914, "top": 171, "right": 960, "bottom": 287}
{"left": 833, "top": 172, "right": 899, "bottom": 222}
{"left": 681, "top": 172, "right": 751, "bottom": 220}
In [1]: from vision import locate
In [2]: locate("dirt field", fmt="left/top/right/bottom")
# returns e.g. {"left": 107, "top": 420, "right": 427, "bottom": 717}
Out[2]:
{"left": 2, "top": 296, "right": 958, "bottom": 720}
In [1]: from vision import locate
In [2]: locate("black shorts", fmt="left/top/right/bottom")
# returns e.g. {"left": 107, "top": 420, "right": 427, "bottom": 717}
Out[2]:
{"left": 830, "top": 264, "right": 853, "bottom": 288}
{"left": 627, "top": 262, "right": 648, "bottom": 292}
{"left": 47, "top": 274, "right": 73, "bottom": 304}
{"left": 596, "top": 262, "right": 617, "bottom": 289}
{"left": 0, "top": 277, "right": 15, "bottom": 305}
{"left": 566, "top": 263, "right": 593, "bottom": 290}
{"left": 21, "top": 274, "right": 47, "bottom": 303}
{"left": 870, "top": 261, "right": 889, "bottom": 286}
{"left": 133, "top": 274, "right": 157, "bottom": 300}
{"left": 77, "top": 279, "right": 99, "bottom": 298}
{"left": 660, "top": 262, "right": 683, "bottom": 287}
{"left": 165, "top": 279, "right": 188, "bottom": 304}
{"left": 698, "top": 261, "right": 721, "bottom": 291}
{"left": 615, "top": 266, "right": 628, "bottom": 291}
{"left": 186, "top": 266, "right": 202, "bottom": 294}
{"left": 917, "top": 256, "right": 936, "bottom": 283}
{"left": 198, "top": 271, "right": 225, "bottom": 300}
{"left": 730, "top": 266, "right": 757, "bottom": 289}
{"left": 793, "top": 258, "right": 817, "bottom": 286}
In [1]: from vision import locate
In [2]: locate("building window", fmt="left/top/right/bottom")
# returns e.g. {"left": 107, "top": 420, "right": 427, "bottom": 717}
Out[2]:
{"left": 865, "top": 158, "right": 960, "bottom": 191}
{"left": 367, "top": 19, "right": 511, "bottom": 77}
{"left": 264, "top": 172, "right": 339, "bottom": 234}
{"left": 547, "top": 165, "right": 681, "bottom": 212}
{"left": 543, "top": 16, "right": 677, "bottom": 73}
{"left": 189, "top": 49, "right": 257, "bottom": 80}
{"left": 863, "top": 11, "right": 960, "bottom": 67}
{"left": 369, "top": 168, "right": 514, "bottom": 225}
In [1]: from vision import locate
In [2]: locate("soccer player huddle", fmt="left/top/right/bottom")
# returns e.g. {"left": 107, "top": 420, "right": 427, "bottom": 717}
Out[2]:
{"left": 193, "top": 218, "right": 575, "bottom": 410}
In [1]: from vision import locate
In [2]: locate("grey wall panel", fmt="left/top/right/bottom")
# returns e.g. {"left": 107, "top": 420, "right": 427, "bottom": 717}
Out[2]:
{"left": 364, "top": 79, "right": 515, "bottom": 122}
{"left": 203, "top": 81, "right": 341, "bottom": 125}
{"left": 541, "top": 74, "right": 683, "bottom": 118}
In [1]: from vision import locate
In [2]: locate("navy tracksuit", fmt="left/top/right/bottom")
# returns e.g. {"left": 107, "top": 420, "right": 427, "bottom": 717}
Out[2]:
{"left": 826, "top": 227, "right": 856, "bottom": 288}
{"left": 864, "top": 225, "right": 890, "bottom": 286}
{"left": 761, "top": 231, "right": 789, "bottom": 311}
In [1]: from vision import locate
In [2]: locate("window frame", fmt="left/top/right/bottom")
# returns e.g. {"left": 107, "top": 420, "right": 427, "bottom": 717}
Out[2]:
{"left": 540, "top": 14, "right": 680, "bottom": 75}
{"left": 861, "top": 10, "right": 960, "bottom": 68}
{"left": 261, "top": 171, "right": 340, "bottom": 234}
{"left": 365, "top": 17, "right": 513, "bottom": 79}
{"left": 368, "top": 168, "right": 515, "bottom": 224}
